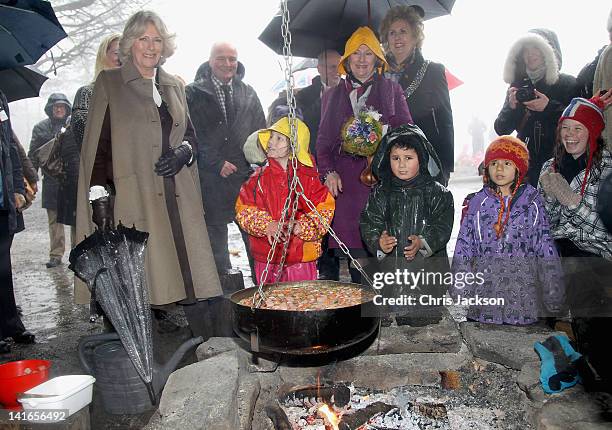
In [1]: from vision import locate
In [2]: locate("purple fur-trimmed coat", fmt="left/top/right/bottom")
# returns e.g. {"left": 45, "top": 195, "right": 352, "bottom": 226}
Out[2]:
{"left": 450, "top": 184, "right": 565, "bottom": 325}
{"left": 316, "top": 76, "right": 412, "bottom": 249}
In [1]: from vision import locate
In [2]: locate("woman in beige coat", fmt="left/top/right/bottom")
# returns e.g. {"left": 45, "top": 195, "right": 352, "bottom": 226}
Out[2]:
{"left": 593, "top": 43, "right": 612, "bottom": 150}
{"left": 75, "top": 11, "right": 221, "bottom": 327}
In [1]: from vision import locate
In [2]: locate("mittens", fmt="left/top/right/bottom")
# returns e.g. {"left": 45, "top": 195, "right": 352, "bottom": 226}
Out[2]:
{"left": 547, "top": 173, "right": 581, "bottom": 208}
{"left": 534, "top": 334, "right": 582, "bottom": 394}
{"left": 539, "top": 172, "right": 556, "bottom": 201}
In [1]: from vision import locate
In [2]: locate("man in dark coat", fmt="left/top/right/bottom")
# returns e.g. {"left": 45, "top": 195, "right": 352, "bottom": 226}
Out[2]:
{"left": 575, "top": 45, "right": 608, "bottom": 99}
{"left": 28, "top": 93, "right": 71, "bottom": 268}
{"left": 1, "top": 89, "right": 35, "bottom": 353}
{"left": 56, "top": 118, "right": 78, "bottom": 246}
{"left": 186, "top": 42, "right": 266, "bottom": 276}
{"left": 293, "top": 49, "right": 342, "bottom": 281}
{"left": 296, "top": 49, "right": 341, "bottom": 158}
{"left": 495, "top": 29, "right": 577, "bottom": 186}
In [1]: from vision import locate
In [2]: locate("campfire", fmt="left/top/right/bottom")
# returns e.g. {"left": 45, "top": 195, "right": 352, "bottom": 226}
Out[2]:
{"left": 266, "top": 383, "right": 451, "bottom": 430}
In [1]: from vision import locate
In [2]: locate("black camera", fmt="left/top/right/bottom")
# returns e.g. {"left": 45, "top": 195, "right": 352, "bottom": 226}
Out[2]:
{"left": 515, "top": 78, "right": 536, "bottom": 103}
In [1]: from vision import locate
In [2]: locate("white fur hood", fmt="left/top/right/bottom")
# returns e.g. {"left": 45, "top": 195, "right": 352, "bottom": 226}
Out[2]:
{"left": 503, "top": 32, "right": 560, "bottom": 86}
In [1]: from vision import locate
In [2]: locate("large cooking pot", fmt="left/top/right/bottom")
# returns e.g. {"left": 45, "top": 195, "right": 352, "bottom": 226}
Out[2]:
{"left": 231, "top": 280, "right": 379, "bottom": 355}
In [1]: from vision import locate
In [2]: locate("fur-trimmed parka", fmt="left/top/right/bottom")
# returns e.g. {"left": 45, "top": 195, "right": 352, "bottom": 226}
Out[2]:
{"left": 495, "top": 29, "right": 577, "bottom": 186}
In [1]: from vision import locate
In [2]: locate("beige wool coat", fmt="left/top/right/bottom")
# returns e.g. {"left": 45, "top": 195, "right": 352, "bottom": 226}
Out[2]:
{"left": 75, "top": 60, "right": 222, "bottom": 305}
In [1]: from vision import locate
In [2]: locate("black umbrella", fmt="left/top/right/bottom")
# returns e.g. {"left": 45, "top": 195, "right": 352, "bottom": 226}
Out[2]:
{"left": 259, "top": 0, "right": 455, "bottom": 58}
{"left": 0, "top": 0, "right": 68, "bottom": 69}
{"left": 69, "top": 223, "right": 156, "bottom": 403}
{"left": 0, "top": 66, "right": 47, "bottom": 102}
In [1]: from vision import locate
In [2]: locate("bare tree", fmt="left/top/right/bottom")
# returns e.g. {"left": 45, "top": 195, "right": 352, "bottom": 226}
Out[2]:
{"left": 36, "top": 0, "right": 149, "bottom": 74}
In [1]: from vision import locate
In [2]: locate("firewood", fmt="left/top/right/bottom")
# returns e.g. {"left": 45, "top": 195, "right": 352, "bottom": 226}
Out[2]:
{"left": 338, "top": 402, "right": 396, "bottom": 430}
{"left": 265, "top": 402, "right": 292, "bottom": 430}
{"left": 278, "top": 383, "right": 351, "bottom": 407}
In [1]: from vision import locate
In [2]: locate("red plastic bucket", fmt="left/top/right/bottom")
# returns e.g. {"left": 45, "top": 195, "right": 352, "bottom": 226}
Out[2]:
{"left": 0, "top": 360, "right": 51, "bottom": 409}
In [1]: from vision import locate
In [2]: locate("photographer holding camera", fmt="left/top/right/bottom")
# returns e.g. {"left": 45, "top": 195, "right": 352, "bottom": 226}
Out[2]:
{"left": 495, "top": 29, "right": 576, "bottom": 186}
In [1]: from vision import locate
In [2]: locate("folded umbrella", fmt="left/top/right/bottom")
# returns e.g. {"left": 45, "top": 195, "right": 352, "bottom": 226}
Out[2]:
{"left": 0, "top": 0, "right": 67, "bottom": 69}
{"left": 0, "top": 66, "right": 47, "bottom": 103}
{"left": 69, "top": 223, "right": 155, "bottom": 403}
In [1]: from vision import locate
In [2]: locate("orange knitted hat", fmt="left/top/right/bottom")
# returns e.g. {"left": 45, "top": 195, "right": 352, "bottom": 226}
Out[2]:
{"left": 484, "top": 135, "right": 530, "bottom": 181}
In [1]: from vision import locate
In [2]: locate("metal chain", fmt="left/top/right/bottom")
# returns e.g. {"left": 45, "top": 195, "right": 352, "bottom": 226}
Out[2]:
{"left": 252, "top": 0, "right": 300, "bottom": 307}
{"left": 251, "top": 0, "right": 372, "bottom": 307}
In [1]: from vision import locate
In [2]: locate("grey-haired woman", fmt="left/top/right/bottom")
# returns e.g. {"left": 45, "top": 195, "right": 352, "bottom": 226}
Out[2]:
{"left": 75, "top": 11, "right": 221, "bottom": 330}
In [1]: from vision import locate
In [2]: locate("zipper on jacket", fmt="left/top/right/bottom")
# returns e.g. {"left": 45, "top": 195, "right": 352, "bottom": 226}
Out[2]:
{"left": 431, "top": 108, "right": 439, "bottom": 135}
{"left": 534, "top": 121, "right": 542, "bottom": 155}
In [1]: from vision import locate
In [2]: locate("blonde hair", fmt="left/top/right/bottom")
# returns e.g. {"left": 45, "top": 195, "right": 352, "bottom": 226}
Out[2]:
{"left": 93, "top": 33, "right": 121, "bottom": 81}
{"left": 119, "top": 10, "right": 176, "bottom": 64}
{"left": 379, "top": 5, "right": 425, "bottom": 51}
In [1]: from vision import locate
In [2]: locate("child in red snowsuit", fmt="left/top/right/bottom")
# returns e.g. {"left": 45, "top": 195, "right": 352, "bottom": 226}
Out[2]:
{"left": 236, "top": 117, "right": 335, "bottom": 284}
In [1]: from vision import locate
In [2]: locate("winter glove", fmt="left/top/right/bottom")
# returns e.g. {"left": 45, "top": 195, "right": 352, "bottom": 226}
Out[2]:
{"left": 91, "top": 196, "right": 114, "bottom": 231}
{"left": 548, "top": 173, "right": 581, "bottom": 208}
{"left": 539, "top": 172, "right": 557, "bottom": 201}
{"left": 534, "top": 335, "right": 581, "bottom": 394}
{"left": 154, "top": 143, "right": 192, "bottom": 177}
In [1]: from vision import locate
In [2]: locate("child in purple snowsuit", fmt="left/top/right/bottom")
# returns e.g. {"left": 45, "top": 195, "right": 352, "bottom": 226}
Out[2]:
{"left": 451, "top": 136, "right": 564, "bottom": 325}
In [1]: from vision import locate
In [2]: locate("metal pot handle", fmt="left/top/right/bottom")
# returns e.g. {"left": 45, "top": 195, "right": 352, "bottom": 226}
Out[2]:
{"left": 77, "top": 332, "right": 121, "bottom": 374}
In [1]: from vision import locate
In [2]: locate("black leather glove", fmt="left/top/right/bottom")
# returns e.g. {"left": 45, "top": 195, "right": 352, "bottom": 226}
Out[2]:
{"left": 154, "top": 143, "right": 192, "bottom": 177}
{"left": 91, "top": 196, "right": 114, "bottom": 231}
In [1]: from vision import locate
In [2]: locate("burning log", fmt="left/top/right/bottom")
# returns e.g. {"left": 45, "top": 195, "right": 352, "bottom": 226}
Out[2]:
{"left": 278, "top": 383, "right": 351, "bottom": 407}
{"left": 338, "top": 402, "right": 396, "bottom": 430}
{"left": 265, "top": 402, "right": 292, "bottom": 430}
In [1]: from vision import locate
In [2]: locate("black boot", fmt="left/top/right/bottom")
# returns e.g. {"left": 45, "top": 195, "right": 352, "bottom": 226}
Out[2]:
{"left": 12, "top": 330, "right": 35, "bottom": 344}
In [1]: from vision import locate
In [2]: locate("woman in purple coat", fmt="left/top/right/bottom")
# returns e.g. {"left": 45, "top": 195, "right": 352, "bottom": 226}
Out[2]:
{"left": 317, "top": 26, "right": 412, "bottom": 282}
{"left": 451, "top": 136, "right": 564, "bottom": 325}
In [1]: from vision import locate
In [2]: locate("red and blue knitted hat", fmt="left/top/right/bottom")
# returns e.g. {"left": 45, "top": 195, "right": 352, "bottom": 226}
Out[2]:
{"left": 558, "top": 96, "right": 605, "bottom": 194}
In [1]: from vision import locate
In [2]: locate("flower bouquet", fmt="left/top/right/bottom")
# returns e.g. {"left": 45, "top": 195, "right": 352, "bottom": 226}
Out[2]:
{"left": 341, "top": 108, "right": 384, "bottom": 157}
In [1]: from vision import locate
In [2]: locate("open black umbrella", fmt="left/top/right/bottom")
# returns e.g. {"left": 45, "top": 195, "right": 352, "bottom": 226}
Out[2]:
{"left": 69, "top": 223, "right": 155, "bottom": 403}
{"left": 0, "top": 0, "right": 68, "bottom": 69}
{"left": 259, "top": 0, "right": 455, "bottom": 58}
{"left": 0, "top": 66, "right": 47, "bottom": 102}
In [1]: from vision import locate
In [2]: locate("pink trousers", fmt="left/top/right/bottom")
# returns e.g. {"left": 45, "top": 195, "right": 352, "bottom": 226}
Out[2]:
{"left": 254, "top": 261, "right": 317, "bottom": 284}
